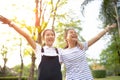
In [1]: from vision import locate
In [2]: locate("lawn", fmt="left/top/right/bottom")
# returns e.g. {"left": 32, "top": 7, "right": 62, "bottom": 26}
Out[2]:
{"left": 94, "top": 76, "right": 120, "bottom": 80}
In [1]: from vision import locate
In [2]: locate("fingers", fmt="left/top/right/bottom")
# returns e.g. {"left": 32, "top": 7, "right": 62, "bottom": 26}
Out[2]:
{"left": 105, "top": 23, "right": 116, "bottom": 32}
{"left": 0, "top": 15, "right": 11, "bottom": 24}
{"left": 0, "top": 15, "right": 4, "bottom": 21}
{"left": 110, "top": 23, "right": 117, "bottom": 28}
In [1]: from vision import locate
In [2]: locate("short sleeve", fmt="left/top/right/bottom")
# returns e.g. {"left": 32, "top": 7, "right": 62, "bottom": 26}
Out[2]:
{"left": 35, "top": 43, "right": 42, "bottom": 67}
{"left": 35, "top": 43, "right": 41, "bottom": 54}
{"left": 57, "top": 48, "right": 63, "bottom": 63}
{"left": 82, "top": 42, "right": 88, "bottom": 51}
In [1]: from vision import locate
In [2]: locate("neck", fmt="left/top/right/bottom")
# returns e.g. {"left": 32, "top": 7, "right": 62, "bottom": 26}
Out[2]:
{"left": 46, "top": 44, "right": 53, "bottom": 47}
{"left": 68, "top": 41, "right": 77, "bottom": 48}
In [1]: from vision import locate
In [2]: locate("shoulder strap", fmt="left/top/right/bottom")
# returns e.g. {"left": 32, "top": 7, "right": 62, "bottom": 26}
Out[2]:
{"left": 55, "top": 48, "right": 59, "bottom": 54}
{"left": 41, "top": 47, "right": 44, "bottom": 53}
{"left": 41, "top": 47, "right": 59, "bottom": 54}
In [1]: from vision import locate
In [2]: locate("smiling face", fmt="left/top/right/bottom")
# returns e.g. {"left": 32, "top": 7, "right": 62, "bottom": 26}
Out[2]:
{"left": 66, "top": 29, "right": 78, "bottom": 42}
{"left": 65, "top": 29, "right": 78, "bottom": 48}
{"left": 42, "top": 29, "right": 55, "bottom": 47}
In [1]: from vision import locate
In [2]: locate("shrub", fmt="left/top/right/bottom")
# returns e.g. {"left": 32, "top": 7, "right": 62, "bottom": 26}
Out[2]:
{"left": 92, "top": 69, "right": 106, "bottom": 78}
{"left": 0, "top": 76, "right": 37, "bottom": 80}
{"left": 0, "top": 76, "right": 27, "bottom": 80}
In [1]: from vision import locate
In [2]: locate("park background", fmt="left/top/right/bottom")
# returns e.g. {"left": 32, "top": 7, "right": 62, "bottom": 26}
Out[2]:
{"left": 0, "top": 0, "right": 120, "bottom": 80}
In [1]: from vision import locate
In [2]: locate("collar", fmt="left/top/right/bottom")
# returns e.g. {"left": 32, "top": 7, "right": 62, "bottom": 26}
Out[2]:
{"left": 43, "top": 45, "right": 54, "bottom": 49}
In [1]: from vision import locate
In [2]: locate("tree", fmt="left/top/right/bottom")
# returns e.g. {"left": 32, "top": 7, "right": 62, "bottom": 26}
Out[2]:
{"left": 0, "top": 0, "right": 84, "bottom": 79}
{"left": 19, "top": 38, "right": 23, "bottom": 80}
{"left": 30, "top": 0, "right": 68, "bottom": 79}
{"left": 0, "top": 45, "right": 8, "bottom": 76}
{"left": 100, "top": 40, "right": 120, "bottom": 76}
{"left": 81, "top": 0, "right": 120, "bottom": 76}
{"left": 99, "top": 0, "right": 120, "bottom": 76}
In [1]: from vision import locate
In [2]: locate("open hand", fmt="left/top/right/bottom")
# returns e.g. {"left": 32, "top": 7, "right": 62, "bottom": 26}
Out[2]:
{"left": 110, "top": 23, "right": 117, "bottom": 29}
{"left": 105, "top": 23, "right": 117, "bottom": 31}
{"left": 0, "top": 15, "right": 11, "bottom": 24}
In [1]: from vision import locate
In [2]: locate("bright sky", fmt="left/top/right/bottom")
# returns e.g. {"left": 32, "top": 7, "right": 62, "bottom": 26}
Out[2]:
{"left": 0, "top": 0, "right": 110, "bottom": 68}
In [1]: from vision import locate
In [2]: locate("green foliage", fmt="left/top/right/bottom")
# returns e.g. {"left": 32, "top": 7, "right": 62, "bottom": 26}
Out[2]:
{"left": 61, "top": 64, "right": 66, "bottom": 80}
{"left": 54, "top": 13, "right": 83, "bottom": 48}
{"left": 0, "top": 76, "right": 27, "bottom": 80}
{"left": 81, "top": 0, "right": 117, "bottom": 29}
{"left": 0, "top": 64, "right": 38, "bottom": 79}
{"left": 0, "top": 66, "right": 18, "bottom": 77}
{"left": 0, "top": 45, "right": 8, "bottom": 58}
{"left": 92, "top": 69, "right": 106, "bottom": 78}
{"left": 99, "top": 0, "right": 116, "bottom": 25}
{"left": 1, "top": 0, "right": 84, "bottom": 79}
{"left": 23, "top": 46, "right": 33, "bottom": 56}
{"left": 0, "top": 76, "right": 37, "bottom": 80}
{"left": 13, "top": 64, "right": 36, "bottom": 76}
{"left": 91, "top": 0, "right": 120, "bottom": 77}
{"left": 94, "top": 76, "right": 120, "bottom": 80}
{"left": 100, "top": 35, "right": 120, "bottom": 76}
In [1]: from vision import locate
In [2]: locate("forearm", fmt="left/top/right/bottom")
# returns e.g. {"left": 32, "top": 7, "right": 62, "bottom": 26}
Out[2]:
{"left": 9, "top": 22, "right": 29, "bottom": 38}
{"left": 88, "top": 25, "right": 111, "bottom": 47}
{"left": 93, "top": 28, "right": 108, "bottom": 40}
{"left": 9, "top": 22, "right": 36, "bottom": 49}
{"left": 0, "top": 15, "right": 36, "bottom": 49}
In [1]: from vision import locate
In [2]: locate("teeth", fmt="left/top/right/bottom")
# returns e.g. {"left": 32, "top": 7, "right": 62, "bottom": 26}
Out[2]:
{"left": 72, "top": 36, "right": 76, "bottom": 38}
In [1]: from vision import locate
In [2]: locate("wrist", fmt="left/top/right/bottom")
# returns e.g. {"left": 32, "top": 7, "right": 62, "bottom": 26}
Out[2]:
{"left": 104, "top": 28, "right": 108, "bottom": 33}
{"left": 8, "top": 21, "right": 11, "bottom": 24}
{"left": 9, "top": 21, "right": 14, "bottom": 27}
{"left": 105, "top": 26, "right": 110, "bottom": 32}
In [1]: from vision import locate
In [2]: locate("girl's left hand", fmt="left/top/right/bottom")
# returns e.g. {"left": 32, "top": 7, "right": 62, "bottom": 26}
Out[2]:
{"left": 109, "top": 23, "right": 117, "bottom": 29}
{"left": 105, "top": 23, "right": 117, "bottom": 31}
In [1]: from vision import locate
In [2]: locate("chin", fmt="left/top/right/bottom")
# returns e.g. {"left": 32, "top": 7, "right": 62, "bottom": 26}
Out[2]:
{"left": 72, "top": 38, "right": 77, "bottom": 41}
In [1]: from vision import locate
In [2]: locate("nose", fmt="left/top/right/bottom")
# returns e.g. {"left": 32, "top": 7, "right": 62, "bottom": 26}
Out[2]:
{"left": 48, "top": 35, "right": 55, "bottom": 39}
{"left": 50, "top": 35, "right": 54, "bottom": 37}
{"left": 72, "top": 32, "right": 76, "bottom": 35}
{"left": 73, "top": 32, "right": 76, "bottom": 34}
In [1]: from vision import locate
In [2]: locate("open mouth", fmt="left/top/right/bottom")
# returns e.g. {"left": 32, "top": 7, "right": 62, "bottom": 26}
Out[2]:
{"left": 48, "top": 38, "right": 54, "bottom": 42}
{"left": 71, "top": 35, "right": 77, "bottom": 38}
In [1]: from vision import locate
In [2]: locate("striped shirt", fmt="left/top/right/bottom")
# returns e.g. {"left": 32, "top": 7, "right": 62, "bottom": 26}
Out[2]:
{"left": 61, "top": 42, "right": 93, "bottom": 80}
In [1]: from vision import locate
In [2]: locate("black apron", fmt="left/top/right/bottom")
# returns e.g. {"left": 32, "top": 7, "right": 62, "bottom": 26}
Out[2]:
{"left": 38, "top": 48, "right": 62, "bottom": 80}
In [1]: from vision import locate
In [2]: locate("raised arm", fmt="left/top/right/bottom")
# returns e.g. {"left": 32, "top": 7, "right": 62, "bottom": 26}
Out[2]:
{"left": 87, "top": 23, "right": 116, "bottom": 47}
{"left": 0, "top": 15, "right": 36, "bottom": 49}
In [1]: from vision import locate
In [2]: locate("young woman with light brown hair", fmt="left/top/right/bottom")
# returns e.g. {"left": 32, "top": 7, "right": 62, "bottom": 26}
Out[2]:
{"left": 61, "top": 23, "right": 116, "bottom": 80}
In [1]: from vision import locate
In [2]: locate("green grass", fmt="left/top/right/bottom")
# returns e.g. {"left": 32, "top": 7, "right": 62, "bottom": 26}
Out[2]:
{"left": 94, "top": 76, "right": 120, "bottom": 80}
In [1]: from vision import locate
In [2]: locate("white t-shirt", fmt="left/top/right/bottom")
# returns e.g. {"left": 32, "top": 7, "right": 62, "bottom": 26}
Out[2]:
{"left": 61, "top": 42, "right": 93, "bottom": 80}
{"left": 35, "top": 43, "right": 62, "bottom": 67}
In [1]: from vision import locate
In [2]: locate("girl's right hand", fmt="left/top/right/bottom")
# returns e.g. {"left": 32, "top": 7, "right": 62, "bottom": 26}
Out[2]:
{"left": 0, "top": 15, "right": 11, "bottom": 24}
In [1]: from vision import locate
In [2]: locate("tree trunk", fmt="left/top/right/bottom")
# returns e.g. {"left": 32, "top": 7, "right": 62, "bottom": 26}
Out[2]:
{"left": 114, "top": 1, "right": 120, "bottom": 64}
{"left": 3, "top": 58, "right": 7, "bottom": 76}
{"left": 114, "top": 1, "right": 120, "bottom": 37}
{"left": 51, "top": 0, "right": 60, "bottom": 30}
{"left": 18, "top": 38, "right": 24, "bottom": 80}
{"left": 28, "top": 52, "right": 36, "bottom": 80}
{"left": 18, "top": 61, "right": 23, "bottom": 80}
